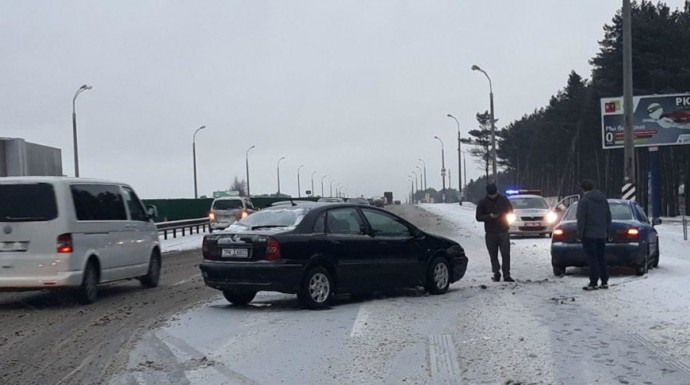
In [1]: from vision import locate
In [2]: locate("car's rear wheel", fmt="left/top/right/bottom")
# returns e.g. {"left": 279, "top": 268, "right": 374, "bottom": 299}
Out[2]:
{"left": 552, "top": 265, "right": 566, "bottom": 277}
{"left": 76, "top": 260, "right": 98, "bottom": 304}
{"left": 222, "top": 289, "right": 256, "bottom": 305}
{"left": 652, "top": 242, "right": 660, "bottom": 268}
{"left": 298, "top": 267, "right": 334, "bottom": 309}
{"left": 140, "top": 250, "right": 161, "bottom": 288}
{"left": 425, "top": 257, "right": 450, "bottom": 295}
{"left": 636, "top": 246, "right": 650, "bottom": 276}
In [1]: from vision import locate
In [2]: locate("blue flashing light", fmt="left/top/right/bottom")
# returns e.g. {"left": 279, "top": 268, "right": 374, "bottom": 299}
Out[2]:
{"left": 505, "top": 189, "right": 520, "bottom": 195}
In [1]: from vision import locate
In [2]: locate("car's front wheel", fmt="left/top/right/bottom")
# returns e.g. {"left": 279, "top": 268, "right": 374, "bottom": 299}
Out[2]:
{"left": 425, "top": 257, "right": 450, "bottom": 295}
{"left": 552, "top": 265, "right": 566, "bottom": 277}
{"left": 222, "top": 290, "right": 256, "bottom": 306}
{"left": 298, "top": 266, "right": 334, "bottom": 309}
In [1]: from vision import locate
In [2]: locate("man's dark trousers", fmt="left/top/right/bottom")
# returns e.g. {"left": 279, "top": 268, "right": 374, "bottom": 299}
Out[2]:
{"left": 485, "top": 232, "right": 510, "bottom": 277}
{"left": 582, "top": 237, "right": 608, "bottom": 286}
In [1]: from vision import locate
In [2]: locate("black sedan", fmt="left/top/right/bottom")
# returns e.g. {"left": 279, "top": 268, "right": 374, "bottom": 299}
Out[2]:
{"left": 550, "top": 199, "right": 660, "bottom": 276}
{"left": 200, "top": 202, "right": 468, "bottom": 309}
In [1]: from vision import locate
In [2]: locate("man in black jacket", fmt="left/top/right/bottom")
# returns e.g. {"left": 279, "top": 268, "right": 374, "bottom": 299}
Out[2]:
{"left": 476, "top": 183, "right": 514, "bottom": 282}
{"left": 576, "top": 179, "right": 612, "bottom": 291}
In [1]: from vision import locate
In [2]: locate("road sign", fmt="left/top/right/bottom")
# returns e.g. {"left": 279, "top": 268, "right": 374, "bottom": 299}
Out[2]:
{"left": 601, "top": 93, "right": 690, "bottom": 149}
{"left": 622, "top": 183, "right": 636, "bottom": 201}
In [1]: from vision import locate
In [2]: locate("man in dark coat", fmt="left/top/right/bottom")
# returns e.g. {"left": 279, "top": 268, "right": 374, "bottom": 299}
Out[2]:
{"left": 576, "top": 179, "right": 612, "bottom": 291}
{"left": 476, "top": 183, "right": 514, "bottom": 282}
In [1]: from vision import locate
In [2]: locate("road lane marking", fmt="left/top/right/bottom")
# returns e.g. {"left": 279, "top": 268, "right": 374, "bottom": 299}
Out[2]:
{"left": 429, "top": 335, "right": 462, "bottom": 385}
{"left": 349, "top": 305, "right": 370, "bottom": 337}
{"left": 173, "top": 273, "right": 201, "bottom": 286}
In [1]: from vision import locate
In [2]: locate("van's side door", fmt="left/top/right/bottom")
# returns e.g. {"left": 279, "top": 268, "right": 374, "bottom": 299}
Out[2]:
{"left": 121, "top": 186, "right": 157, "bottom": 270}
{"left": 70, "top": 184, "right": 129, "bottom": 280}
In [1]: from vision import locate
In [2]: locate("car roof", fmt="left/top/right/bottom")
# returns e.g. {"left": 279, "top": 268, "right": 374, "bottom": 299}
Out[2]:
{"left": 0, "top": 176, "right": 129, "bottom": 186}
{"left": 213, "top": 196, "right": 248, "bottom": 201}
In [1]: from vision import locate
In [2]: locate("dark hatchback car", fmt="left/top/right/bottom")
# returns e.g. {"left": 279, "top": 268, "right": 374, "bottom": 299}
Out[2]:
{"left": 200, "top": 202, "right": 468, "bottom": 309}
{"left": 550, "top": 199, "right": 660, "bottom": 276}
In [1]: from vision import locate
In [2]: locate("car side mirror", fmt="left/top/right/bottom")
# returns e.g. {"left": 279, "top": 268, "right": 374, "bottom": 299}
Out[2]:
{"left": 146, "top": 205, "right": 159, "bottom": 219}
{"left": 652, "top": 217, "right": 662, "bottom": 227}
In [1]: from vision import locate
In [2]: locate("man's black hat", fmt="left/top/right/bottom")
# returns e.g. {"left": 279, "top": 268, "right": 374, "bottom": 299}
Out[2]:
{"left": 486, "top": 183, "right": 498, "bottom": 195}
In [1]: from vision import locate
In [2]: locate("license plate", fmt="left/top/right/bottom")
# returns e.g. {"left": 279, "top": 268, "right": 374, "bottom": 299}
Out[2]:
{"left": 525, "top": 222, "right": 542, "bottom": 227}
{"left": 1, "top": 241, "right": 28, "bottom": 252}
{"left": 221, "top": 248, "right": 249, "bottom": 258}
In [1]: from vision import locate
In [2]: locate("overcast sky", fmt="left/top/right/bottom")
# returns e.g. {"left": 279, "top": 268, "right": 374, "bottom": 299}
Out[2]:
{"left": 3, "top": 1, "right": 686, "bottom": 201}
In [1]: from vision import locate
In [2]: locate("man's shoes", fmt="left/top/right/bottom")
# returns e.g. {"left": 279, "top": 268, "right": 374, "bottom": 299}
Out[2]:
{"left": 503, "top": 276, "right": 515, "bottom": 282}
{"left": 491, "top": 273, "right": 501, "bottom": 282}
{"left": 599, "top": 283, "right": 609, "bottom": 289}
{"left": 582, "top": 284, "right": 599, "bottom": 291}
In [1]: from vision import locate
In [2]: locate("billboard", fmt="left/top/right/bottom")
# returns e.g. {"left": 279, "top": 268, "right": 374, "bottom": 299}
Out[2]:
{"left": 601, "top": 93, "right": 690, "bottom": 149}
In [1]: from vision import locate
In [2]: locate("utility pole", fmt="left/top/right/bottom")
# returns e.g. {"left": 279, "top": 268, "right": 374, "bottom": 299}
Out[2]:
{"left": 622, "top": 0, "right": 636, "bottom": 201}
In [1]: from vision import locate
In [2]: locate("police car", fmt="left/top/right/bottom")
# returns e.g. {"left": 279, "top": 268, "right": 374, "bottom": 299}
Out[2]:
{"left": 506, "top": 189, "right": 559, "bottom": 238}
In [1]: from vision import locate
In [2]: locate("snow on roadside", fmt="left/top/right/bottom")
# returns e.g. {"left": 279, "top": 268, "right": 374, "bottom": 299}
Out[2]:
{"left": 159, "top": 231, "right": 207, "bottom": 254}
{"left": 419, "top": 202, "right": 690, "bottom": 364}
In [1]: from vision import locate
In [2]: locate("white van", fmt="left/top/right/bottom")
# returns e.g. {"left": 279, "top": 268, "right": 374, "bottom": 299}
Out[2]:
{"left": 0, "top": 177, "right": 161, "bottom": 303}
{"left": 208, "top": 196, "right": 255, "bottom": 231}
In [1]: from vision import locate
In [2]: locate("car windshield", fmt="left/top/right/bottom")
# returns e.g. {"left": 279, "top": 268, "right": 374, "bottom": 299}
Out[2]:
{"left": 212, "top": 199, "right": 243, "bottom": 210}
{"left": 509, "top": 197, "right": 548, "bottom": 209}
{"left": 0, "top": 183, "right": 58, "bottom": 222}
{"left": 563, "top": 201, "right": 633, "bottom": 221}
{"left": 235, "top": 206, "right": 309, "bottom": 229}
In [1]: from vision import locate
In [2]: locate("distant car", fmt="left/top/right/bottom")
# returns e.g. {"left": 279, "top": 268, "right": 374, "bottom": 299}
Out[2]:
{"left": 317, "top": 197, "right": 345, "bottom": 203}
{"left": 209, "top": 196, "right": 256, "bottom": 232}
{"left": 506, "top": 193, "right": 559, "bottom": 237}
{"left": 346, "top": 197, "right": 371, "bottom": 205}
{"left": 371, "top": 196, "right": 385, "bottom": 207}
{"left": 200, "top": 202, "right": 468, "bottom": 309}
{"left": 550, "top": 199, "right": 660, "bottom": 276}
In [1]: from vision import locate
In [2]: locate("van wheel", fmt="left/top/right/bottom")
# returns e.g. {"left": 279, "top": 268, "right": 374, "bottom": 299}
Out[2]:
{"left": 140, "top": 250, "right": 161, "bottom": 288}
{"left": 77, "top": 261, "right": 98, "bottom": 304}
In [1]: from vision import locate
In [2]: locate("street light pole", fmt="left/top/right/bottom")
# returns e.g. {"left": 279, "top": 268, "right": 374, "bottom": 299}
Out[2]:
{"left": 297, "top": 165, "right": 304, "bottom": 198}
{"left": 418, "top": 158, "right": 427, "bottom": 191}
{"left": 321, "top": 175, "right": 328, "bottom": 197}
{"left": 192, "top": 125, "right": 206, "bottom": 199}
{"left": 416, "top": 166, "right": 423, "bottom": 193}
{"left": 330, "top": 178, "right": 336, "bottom": 197}
{"left": 245, "top": 145, "right": 255, "bottom": 196}
{"left": 72, "top": 84, "right": 92, "bottom": 177}
{"left": 311, "top": 171, "right": 317, "bottom": 197}
{"left": 276, "top": 156, "right": 286, "bottom": 195}
{"left": 447, "top": 114, "right": 463, "bottom": 204}
{"left": 411, "top": 171, "right": 418, "bottom": 200}
{"left": 434, "top": 136, "right": 446, "bottom": 203}
{"left": 472, "top": 65, "right": 497, "bottom": 183}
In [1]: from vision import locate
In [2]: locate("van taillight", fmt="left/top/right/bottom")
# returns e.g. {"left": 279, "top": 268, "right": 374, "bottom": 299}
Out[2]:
{"left": 265, "top": 238, "right": 280, "bottom": 261}
{"left": 57, "top": 233, "right": 73, "bottom": 253}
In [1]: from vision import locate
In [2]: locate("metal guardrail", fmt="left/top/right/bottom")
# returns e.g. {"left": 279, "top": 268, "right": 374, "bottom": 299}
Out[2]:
{"left": 156, "top": 217, "right": 209, "bottom": 240}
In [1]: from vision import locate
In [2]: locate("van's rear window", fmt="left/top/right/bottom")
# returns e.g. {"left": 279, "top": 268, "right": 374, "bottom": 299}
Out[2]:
{"left": 0, "top": 183, "right": 58, "bottom": 222}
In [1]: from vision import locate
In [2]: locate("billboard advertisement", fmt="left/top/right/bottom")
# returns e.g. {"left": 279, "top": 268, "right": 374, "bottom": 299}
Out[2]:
{"left": 601, "top": 93, "right": 690, "bottom": 149}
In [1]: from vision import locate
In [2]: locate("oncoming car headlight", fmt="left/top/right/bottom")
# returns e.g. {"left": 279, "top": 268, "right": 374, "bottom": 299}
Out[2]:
{"left": 507, "top": 213, "right": 516, "bottom": 224}
{"left": 545, "top": 211, "right": 558, "bottom": 224}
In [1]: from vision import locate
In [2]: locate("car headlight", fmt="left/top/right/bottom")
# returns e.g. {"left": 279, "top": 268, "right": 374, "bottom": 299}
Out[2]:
{"left": 209, "top": 212, "right": 216, "bottom": 221}
{"left": 507, "top": 213, "right": 516, "bottom": 224}
{"left": 545, "top": 211, "right": 558, "bottom": 224}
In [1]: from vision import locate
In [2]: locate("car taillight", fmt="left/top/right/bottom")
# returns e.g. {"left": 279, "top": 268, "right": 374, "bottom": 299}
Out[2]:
{"left": 202, "top": 236, "right": 210, "bottom": 259}
{"left": 614, "top": 227, "right": 640, "bottom": 242}
{"left": 265, "top": 238, "right": 280, "bottom": 261}
{"left": 552, "top": 228, "right": 564, "bottom": 240}
{"left": 57, "top": 233, "right": 73, "bottom": 253}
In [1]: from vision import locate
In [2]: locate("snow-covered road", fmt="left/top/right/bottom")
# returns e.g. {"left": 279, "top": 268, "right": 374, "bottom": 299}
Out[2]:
{"left": 108, "top": 204, "right": 690, "bottom": 385}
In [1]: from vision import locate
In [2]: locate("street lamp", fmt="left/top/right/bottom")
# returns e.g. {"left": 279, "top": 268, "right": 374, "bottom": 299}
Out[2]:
{"left": 72, "top": 84, "right": 92, "bottom": 177}
{"left": 245, "top": 145, "right": 255, "bottom": 196}
{"left": 471, "top": 64, "right": 497, "bottom": 182}
{"left": 297, "top": 165, "right": 304, "bottom": 198}
{"left": 192, "top": 125, "right": 206, "bottom": 199}
{"left": 416, "top": 166, "right": 423, "bottom": 192}
{"left": 447, "top": 114, "right": 463, "bottom": 203}
{"left": 311, "top": 171, "right": 317, "bottom": 197}
{"left": 434, "top": 136, "right": 446, "bottom": 203}
{"left": 321, "top": 174, "right": 328, "bottom": 197}
{"left": 411, "top": 171, "right": 418, "bottom": 195}
{"left": 330, "top": 178, "right": 336, "bottom": 197}
{"left": 418, "top": 158, "right": 427, "bottom": 191}
{"left": 276, "top": 156, "right": 286, "bottom": 195}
